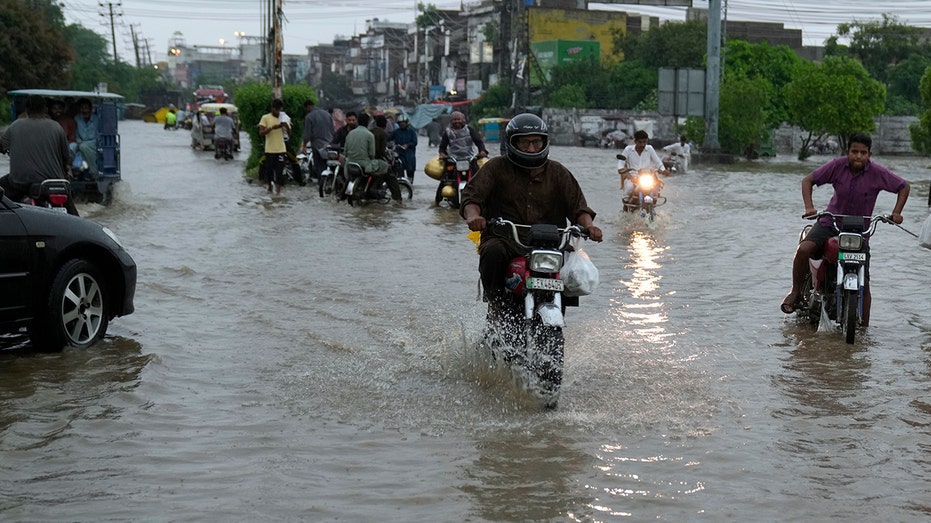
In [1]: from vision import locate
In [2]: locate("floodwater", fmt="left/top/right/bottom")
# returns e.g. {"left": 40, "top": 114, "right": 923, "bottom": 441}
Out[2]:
{"left": 2, "top": 121, "right": 930, "bottom": 521}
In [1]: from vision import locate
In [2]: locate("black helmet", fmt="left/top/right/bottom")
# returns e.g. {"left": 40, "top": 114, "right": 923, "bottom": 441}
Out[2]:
{"left": 504, "top": 113, "right": 549, "bottom": 168}
{"left": 396, "top": 113, "right": 409, "bottom": 124}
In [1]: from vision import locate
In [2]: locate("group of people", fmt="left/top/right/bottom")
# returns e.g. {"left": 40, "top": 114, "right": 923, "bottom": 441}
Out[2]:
{"left": 0, "top": 94, "right": 87, "bottom": 216}
{"left": 260, "top": 100, "right": 490, "bottom": 202}
{"left": 254, "top": 99, "right": 910, "bottom": 331}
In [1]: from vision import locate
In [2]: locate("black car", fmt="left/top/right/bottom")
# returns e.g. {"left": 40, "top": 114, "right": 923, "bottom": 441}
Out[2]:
{"left": 0, "top": 188, "right": 136, "bottom": 351}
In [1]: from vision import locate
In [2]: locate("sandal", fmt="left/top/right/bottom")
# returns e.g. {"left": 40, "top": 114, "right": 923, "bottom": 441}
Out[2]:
{"left": 780, "top": 292, "right": 799, "bottom": 314}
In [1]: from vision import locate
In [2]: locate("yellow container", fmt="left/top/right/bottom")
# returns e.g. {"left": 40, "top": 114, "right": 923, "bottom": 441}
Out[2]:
{"left": 424, "top": 156, "right": 444, "bottom": 180}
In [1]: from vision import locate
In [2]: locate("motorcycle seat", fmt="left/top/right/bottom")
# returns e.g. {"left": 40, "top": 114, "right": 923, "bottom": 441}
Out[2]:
{"left": 345, "top": 162, "right": 364, "bottom": 177}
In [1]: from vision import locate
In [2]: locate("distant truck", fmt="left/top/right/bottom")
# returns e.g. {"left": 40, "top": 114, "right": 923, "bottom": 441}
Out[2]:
{"left": 193, "top": 85, "right": 227, "bottom": 110}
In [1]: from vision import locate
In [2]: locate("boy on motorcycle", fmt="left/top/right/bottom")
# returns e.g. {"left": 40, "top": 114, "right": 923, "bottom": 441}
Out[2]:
{"left": 781, "top": 132, "right": 909, "bottom": 326}
{"left": 460, "top": 113, "right": 603, "bottom": 321}
{"left": 618, "top": 130, "right": 667, "bottom": 202}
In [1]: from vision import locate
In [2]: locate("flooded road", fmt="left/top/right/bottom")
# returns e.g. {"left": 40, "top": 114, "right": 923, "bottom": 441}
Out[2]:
{"left": 2, "top": 120, "right": 930, "bottom": 521}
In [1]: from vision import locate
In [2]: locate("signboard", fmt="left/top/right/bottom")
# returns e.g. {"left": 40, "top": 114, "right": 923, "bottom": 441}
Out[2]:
{"left": 658, "top": 67, "right": 705, "bottom": 117}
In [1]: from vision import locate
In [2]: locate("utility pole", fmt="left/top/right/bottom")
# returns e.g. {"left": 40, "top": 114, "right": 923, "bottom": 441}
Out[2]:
{"left": 99, "top": 2, "right": 122, "bottom": 64}
{"left": 273, "top": 0, "right": 284, "bottom": 99}
{"left": 130, "top": 23, "right": 141, "bottom": 68}
{"left": 703, "top": 0, "right": 722, "bottom": 152}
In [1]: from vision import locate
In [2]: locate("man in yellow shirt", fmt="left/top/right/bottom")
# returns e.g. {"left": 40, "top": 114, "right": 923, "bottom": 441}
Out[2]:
{"left": 258, "top": 98, "right": 288, "bottom": 194}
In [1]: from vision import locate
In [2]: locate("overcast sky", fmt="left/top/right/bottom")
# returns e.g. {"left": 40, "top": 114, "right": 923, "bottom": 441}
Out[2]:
{"left": 59, "top": 0, "right": 931, "bottom": 65}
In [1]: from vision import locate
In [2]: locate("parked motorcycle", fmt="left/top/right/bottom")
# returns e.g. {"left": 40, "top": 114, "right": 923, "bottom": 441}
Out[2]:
{"left": 791, "top": 212, "right": 893, "bottom": 344}
{"left": 318, "top": 147, "right": 347, "bottom": 199}
{"left": 481, "top": 218, "right": 592, "bottom": 409}
{"left": 344, "top": 160, "right": 413, "bottom": 207}
{"left": 433, "top": 154, "right": 481, "bottom": 209}
{"left": 620, "top": 165, "right": 667, "bottom": 221}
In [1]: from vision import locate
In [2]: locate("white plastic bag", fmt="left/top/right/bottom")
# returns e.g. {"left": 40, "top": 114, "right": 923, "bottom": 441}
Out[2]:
{"left": 562, "top": 248, "right": 599, "bottom": 297}
{"left": 920, "top": 213, "right": 931, "bottom": 250}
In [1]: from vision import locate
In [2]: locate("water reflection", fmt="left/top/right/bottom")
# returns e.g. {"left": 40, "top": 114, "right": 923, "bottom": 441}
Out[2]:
{"left": 613, "top": 230, "right": 671, "bottom": 345}
{"left": 0, "top": 337, "right": 151, "bottom": 440}
{"left": 462, "top": 428, "right": 594, "bottom": 521}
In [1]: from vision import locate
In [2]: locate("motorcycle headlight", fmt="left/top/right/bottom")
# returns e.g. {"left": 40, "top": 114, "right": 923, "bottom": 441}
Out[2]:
{"left": 456, "top": 160, "right": 471, "bottom": 171}
{"left": 529, "top": 250, "right": 563, "bottom": 273}
{"left": 637, "top": 173, "right": 655, "bottom": 190}
{"left": 838, "top": 233, "right": 862, "bottom": 251}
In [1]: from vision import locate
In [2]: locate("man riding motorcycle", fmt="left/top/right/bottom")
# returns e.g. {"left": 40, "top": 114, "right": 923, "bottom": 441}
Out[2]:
{"left": 618, "top": 130, "right": 667, "bottom": 202}
{"left": 438, "top": 111, "right": 488, "bottom": 173}
{"left": 460, "top": 113, "right": 603, "bottom": 322}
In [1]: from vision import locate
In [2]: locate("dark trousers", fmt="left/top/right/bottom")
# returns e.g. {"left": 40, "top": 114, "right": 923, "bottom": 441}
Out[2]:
{"left": 478, "top": 237, "right": 523, "bottom": 300}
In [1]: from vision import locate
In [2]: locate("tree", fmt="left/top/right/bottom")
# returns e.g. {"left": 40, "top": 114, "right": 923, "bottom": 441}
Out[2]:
{"left": 471, "top": 83, "right": 512, "bottom": 119}
{"left": 0, "top": 0, "right": 73, "bottom": 97}
{"left": 826, "top": 14, "right": 931, "bottom": 115}
{"left": 614, "top": 19, "right": 706, "bottom": 69}
{"left": 785, "top": 56, "right": 885, "bottom": 159}
{"left": 718, "top": 76, "right": 768, "bottom": 157}
{"left": 236, "top": 83, "right": 317, "bottom": 170}
{"left": 908, "top": 66, "right": 931, "bottom": 155}
{"left": 723, "top": 40, "right": 802, "bottom": 130}
{"left": 548, "top": 84, "right": 588, "bottom": 109}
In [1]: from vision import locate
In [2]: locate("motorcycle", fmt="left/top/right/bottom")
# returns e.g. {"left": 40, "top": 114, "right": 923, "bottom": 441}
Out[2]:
{"left": 620, "top": 163, "right": 666, "bottom": 221}
{"left": 16, "top": 179, "right": 75, "bottom": 213}
{"left": 214, "top": 137, "right": 233, "bottom": 160}
{"left": 662, "top": 153, "right": 686, "bottom": 173}
{"left": 434, "top": 154, "right": 479, "bottom": 209}
{"left": 344, "top": 159, "right": 414, "bottom": 207}
{"left": 481, "top": 218, "right": 592, "bottom": 409}
{"left": 318, "top": 147, "right": 347, "bottom": 199}
{"left": 791, "top": 212, "right": 893, "bottom": 344}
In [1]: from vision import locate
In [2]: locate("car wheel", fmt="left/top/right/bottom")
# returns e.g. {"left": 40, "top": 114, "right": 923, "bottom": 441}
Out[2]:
{"left": 29, "top": 259, "right": 110, "bottom": 352}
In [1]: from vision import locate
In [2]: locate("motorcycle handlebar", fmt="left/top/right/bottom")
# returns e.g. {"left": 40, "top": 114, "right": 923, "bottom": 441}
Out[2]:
{"left": 805, "top": 211, "right": 891, "bottom": 236}
{"left": 488, "top": 218, "right": 588, "bottom": 250}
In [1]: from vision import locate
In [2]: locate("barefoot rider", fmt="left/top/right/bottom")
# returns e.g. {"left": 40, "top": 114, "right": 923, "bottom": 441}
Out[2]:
{"left": 781, "top": 132, "right": 909, "bottom": 326}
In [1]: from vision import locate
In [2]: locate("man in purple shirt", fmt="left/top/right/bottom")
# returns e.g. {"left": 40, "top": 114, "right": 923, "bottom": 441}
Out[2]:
{"left": 781, "top": 132, "right": 910, "bottom": 326}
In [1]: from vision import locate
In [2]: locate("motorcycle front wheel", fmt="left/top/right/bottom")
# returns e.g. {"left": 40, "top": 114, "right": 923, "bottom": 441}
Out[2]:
{"left": 842, "top": 289, "right": 858, "bottom": 343}
{"left": 528, "top": 318, "right": 565, "bottom": 408}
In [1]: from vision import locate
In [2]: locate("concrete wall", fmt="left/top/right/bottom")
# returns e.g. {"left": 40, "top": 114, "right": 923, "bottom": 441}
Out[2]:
{"left": 543, "top": 108, "right": 920, "bottom": 155}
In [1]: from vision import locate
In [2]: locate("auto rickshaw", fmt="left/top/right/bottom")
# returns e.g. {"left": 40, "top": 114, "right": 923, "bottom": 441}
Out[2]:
{"left": 7, "top": 89, "right": 123, "bottom": 205}
{"left": 192, "top": 102, "right": 241, "bottom": 152}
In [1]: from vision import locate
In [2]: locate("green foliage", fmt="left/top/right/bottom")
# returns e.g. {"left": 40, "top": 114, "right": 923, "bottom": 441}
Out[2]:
{"left": 549, "top": 84, "right": 588, "bottom": 109}
{"left": 471, "top": 83, "right": 511, "bottom": 119}
{"left": 909, "top": 66, "right": 931, "bottom": 154}
{"left": 0, "top": 0, "right": 73, "bottom": 97}
{"left": 723, "top": 40, "right": 802, "bottom": 128}
{"left": 718, "top": 76, "right": 769, "bottom": 157}
{"left": 615, "top": 19, "right": 706, "bottom": 68}
{"left": 885, "top": 54, "right": 931, "bottom": 115}
{"left": 63, "top": 24, "right": 111, "bottom": 92}
{"left": 785, "top": 56, "right": 885, "bottom": 157}
{"left": 633, "top": 88, "right": 658, "bottom": 111}
{"left": 236, "top": 83, "right": 318, "bottom": 170}
{"left": 682, "top": 116, "right": 705, "bottom": 150}
{"left": 543, "top": 59, "right": 655, "bottom": 110}
{"left": 830, "top": 14, "right": 924, "bottom": 85}
{"left": 415, "top": 3, "right": 442, "bottom": 30}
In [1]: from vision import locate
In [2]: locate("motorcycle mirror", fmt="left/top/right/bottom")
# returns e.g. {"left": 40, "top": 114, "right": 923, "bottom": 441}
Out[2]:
{"left": 616, "top": 154, "right": 626, "bottom": 161}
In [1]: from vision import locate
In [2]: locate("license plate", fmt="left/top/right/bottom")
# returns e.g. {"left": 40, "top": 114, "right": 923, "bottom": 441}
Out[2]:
{"left": 840, "top": 252, "right": 866, "bottom": 261}
{"left": 526, "top": 277, "right": 564, "bottom": 291}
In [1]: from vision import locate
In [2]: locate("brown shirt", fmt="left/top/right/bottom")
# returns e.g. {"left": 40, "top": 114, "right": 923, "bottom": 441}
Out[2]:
{"left": 460, "top": 156, "right": 596, "bottom": 239}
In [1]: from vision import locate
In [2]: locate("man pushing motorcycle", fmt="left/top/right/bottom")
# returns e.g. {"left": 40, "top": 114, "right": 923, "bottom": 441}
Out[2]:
{"left": 781, "top": 132, "right": 909, "bottom": 326}
{"left": 460, "top": 113, "right": 603, "bottom": 321}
